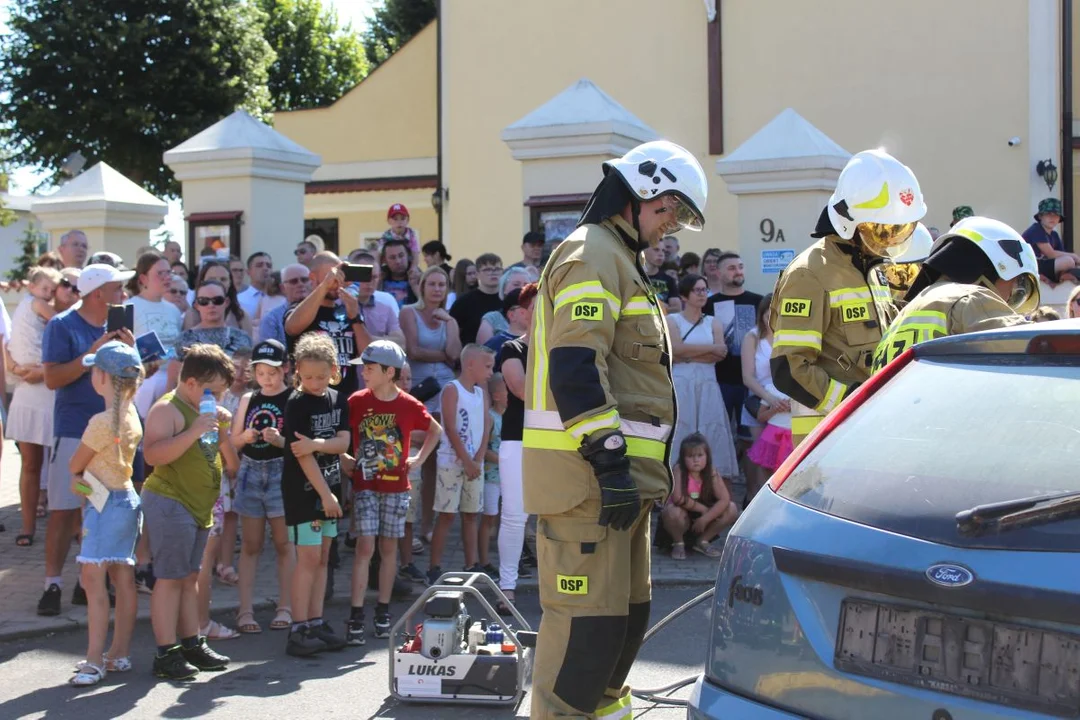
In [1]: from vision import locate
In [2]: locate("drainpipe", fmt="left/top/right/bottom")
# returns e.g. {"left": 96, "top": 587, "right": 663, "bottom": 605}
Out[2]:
{"left": 436, "top": 0, "right": 444, "bottom": 243}
{"left": 1063, "top": 0, "right": 1074, "bottom": 252}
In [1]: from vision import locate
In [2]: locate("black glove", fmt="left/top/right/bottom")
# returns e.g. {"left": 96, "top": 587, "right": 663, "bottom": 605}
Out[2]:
{"left": 578, "top": 430, "right": 639, "bottom": 531}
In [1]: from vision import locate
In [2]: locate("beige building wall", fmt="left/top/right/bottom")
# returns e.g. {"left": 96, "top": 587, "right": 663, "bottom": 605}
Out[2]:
{"left": 444, "top": 0, "right": 1040, "bottom": 291}
{"left": 303, "top": 188, "right": 438, "bottom": 257}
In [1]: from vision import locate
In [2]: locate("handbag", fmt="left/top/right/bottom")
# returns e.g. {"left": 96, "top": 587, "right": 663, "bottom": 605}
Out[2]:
{"left": 410, "top": 376, "right": 443, "bottom": 403}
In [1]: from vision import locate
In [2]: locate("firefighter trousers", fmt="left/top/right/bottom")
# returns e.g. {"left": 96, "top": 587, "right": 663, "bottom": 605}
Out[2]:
{"left": 531, "top": 498, "right": 653, "bottom": 719}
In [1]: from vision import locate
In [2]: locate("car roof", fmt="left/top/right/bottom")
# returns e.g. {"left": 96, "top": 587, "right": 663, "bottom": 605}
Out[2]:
{"left": 915, "top": 318, "right": 1080, "bottom": 358}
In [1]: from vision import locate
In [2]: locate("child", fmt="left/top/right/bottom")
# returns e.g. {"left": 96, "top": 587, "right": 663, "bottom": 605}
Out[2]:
{"left": 747, "top": 382, "right": 794, "bottom": 474}
{"left": 396, "top": 361, "right": 428, "bottom": 584}
{"left": 27, "top": 265, "right": 61, "bottom": 323}
{"left": 380, "top": 202, "right": 420, "bottom": 259}
{"left": 231, "top": 339, "right": 295, "bottom": 634}
{"left": 281, "top": 333, "right": 351, "bottom": 657}
{"left": 344, "top": 341, "right": 441, "bottom": 645}
{"left": 142, "top": 343, "right": 240, "bottom": 680}
{"left": 427, "top": 344, "right": 494, "bottom": 585}
{"left": 478, "top": 373, "right": 506, "bottom": 579}
{"left": 214, "top": 349, "right": 252, "bottom": 586}
{"left": 660, "top": 433, "right": 739, "bottom": 560}
{"left": 67, "top": 341, "right": 144, "bottom": 686}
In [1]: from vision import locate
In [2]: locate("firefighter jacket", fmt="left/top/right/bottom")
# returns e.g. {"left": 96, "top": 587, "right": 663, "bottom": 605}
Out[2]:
{"left": 770, "top": 235, "right": 897, "bottom": 437}
{"left": 523, "top": 215, "right": 676, "bottom": 517}
{"left": 872, "top": 280, "right": 1028, "bottom": 371}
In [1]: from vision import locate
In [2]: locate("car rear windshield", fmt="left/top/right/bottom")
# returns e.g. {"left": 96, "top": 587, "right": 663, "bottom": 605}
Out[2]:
{"left": 777, "top": 357, "right": 1080, "bottom": 551}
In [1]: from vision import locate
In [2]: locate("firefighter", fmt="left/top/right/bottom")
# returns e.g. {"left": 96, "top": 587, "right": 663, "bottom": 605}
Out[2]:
{"left": 523, "top": 140, "right": 707, "bottom": 719}
{"left": 872, "top": 216, "right": 1037, "bottom": 370}
{"left": 770, "top": 149, "right": 926, "bottom": 446}
{"left": 883, "top": 222, "right": 934, "bottom": 306}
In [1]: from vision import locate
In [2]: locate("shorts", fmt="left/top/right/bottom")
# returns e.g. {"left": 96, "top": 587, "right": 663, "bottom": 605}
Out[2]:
{"left": 234, "top": 456, "right": 285, "bottom": 519}
{"left": 434, "top": 462, "right": 483, "bottom": 514}
{"left": 142, "top": 489, "right": 210, "bottom": 580}
{"left": 483, "top": 482, "right": 501, "bottom": 517}
{"left": 351, "top": 490, "right": 409, "bottom": 538}
{"left": 1038, "top": 257, "right": 1057, "bottom": 280}
{"left": 47, "top": 437, "right": 84, "bottom": 511}
{"left": 289, "top": 518, "right": 338, "bottom": 547}
{"left": 77, "top": 488, "right": 142, "bottom": 566}
{"left": 405, "top": 465, "right": 422, "bottom": 524}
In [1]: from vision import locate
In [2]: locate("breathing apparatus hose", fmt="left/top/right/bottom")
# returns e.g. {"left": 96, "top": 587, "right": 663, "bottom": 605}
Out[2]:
{"left": 629, "top": 586, "right": 716, "bottom": 707}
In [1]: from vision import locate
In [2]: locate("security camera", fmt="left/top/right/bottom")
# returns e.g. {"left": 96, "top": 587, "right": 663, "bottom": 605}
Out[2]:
{"left": 1008, "top": 137, "right": 1022, "bottom": 147}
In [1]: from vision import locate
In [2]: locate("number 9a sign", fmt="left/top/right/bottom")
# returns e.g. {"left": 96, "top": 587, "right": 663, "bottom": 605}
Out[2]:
{"left": 761, "top": 218, "right": 785, "bottom": 243}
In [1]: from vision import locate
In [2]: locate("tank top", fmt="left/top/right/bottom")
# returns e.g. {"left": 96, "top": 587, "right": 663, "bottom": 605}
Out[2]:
{"left": 241, "top": 388, "right": 290, "bottom": 461}
{"left": 437, "top": 379, "right": 486, "bottom": 464}
{"left": 670, "top": 312, "right": 714, "bottom": 346}
{"left": 143, "top": 392, "right": 224, "bottom": 528}
{"left": 409, "top": 311, "right": 456, "bottom": 387}
{"left": 750, "top": 327, "right": 772, "bottom": 388}
{"left": 687, "top": 472, "right": 703, "bottom": 500}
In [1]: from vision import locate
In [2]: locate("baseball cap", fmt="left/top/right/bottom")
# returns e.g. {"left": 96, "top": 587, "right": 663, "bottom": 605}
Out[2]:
{"left": 353, "top": 339, "right": 406, "bottom": 369}
{"left": 251, "top": 339, "right": 287, "bottom": 367}
{"left": 78, "top": 263, "right": 135, "bottom": 295}
{"left": 82, "top": 340, "right": 143, "bottom": 378}
{"left": 502, "top": 286, "right": 524, "bottom": 317}
{"left": 387, "top": 203, "right": 410, "bottom": 221}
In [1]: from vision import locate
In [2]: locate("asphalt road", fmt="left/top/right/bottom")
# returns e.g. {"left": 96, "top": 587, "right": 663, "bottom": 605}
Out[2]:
{"left": 0, "top": 584, "right": 713, "bottom": 719}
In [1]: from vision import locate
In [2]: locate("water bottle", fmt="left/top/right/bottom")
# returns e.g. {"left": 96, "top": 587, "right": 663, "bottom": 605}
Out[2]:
{"left": 199, "top": 389, "right": 218, "bottom": 447}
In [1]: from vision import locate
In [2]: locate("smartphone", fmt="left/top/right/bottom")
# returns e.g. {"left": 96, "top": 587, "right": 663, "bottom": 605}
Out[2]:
{"left": 342, "top": 263, "right": 373, "bottom": 283}
{"left": 107, "top": 304, "right": 134, "bottom": 333}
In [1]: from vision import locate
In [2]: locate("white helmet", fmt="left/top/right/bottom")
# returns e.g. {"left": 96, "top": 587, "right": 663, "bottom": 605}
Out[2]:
{"left": 887, "top": 222, "right": 933, "bottom": 264}
{"left": 938, "top": 216, "right": 1041, "bottom": 313}
{"left": 827, "top": 149, "right": 927, "bottom": 254}
{"left": 605, "top": 140, "right": 708, "bottom": 231}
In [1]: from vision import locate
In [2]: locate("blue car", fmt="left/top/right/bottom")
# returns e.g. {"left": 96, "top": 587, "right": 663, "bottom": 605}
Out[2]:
{"left": 689, "top": 321, "right": 1080, "bottom": 719}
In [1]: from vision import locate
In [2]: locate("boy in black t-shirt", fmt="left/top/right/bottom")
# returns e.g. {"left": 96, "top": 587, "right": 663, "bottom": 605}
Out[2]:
{"left": 643, "top": 244, "right": 680, "bottom": 312}
{"left": 281, "top": 334, "right": 351, "bottom": 657}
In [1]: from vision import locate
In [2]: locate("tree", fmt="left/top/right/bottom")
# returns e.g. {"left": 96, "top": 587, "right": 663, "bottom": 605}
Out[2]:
{"left": 258, "top": 0, "right": 368, "bottom": 110}
{"left": 0, "top": 0, "right": 275, "bottom": 198}
{"left": 362, "top": 0, "right": 436, "bottom": 69}
{"left": 6, "top": 222, "right": 48, "bottom": 283}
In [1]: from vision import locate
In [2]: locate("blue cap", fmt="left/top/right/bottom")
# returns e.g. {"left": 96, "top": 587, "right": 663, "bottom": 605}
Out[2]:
{"left": 82, "top": 340, "right": 143, "bottom": 378}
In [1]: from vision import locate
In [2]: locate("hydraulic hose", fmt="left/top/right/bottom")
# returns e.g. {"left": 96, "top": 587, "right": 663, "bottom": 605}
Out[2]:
{"left": 630, "top": 586, "right": 715, "bottom": 708}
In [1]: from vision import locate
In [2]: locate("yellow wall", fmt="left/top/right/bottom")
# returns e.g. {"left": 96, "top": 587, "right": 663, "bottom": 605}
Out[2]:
{"left": 304, "top": 189, "right": 438, "bottom": 256}
{"left": 273, "top": 22, "right": 437, "bottom": 164}
{"left": 444, "top": 0, "right": 1034, "bottom": 276}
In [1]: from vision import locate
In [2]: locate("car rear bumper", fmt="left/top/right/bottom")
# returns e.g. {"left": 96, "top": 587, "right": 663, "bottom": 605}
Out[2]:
{"left": 688, "top": 675, "right": 804, "bottom": 719}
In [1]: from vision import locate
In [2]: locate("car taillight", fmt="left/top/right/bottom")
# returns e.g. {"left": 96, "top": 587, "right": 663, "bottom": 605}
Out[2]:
{"left": 768, "top": 347, "right": 915, "bottom": 491}
{"left": 1026, "top": 334, "right": 1080, "bottom": 355}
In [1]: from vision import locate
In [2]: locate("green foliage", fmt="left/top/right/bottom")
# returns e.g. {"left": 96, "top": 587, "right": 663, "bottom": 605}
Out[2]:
{"left": 259, "top": 0, "right": 369, "bottom": 110}
{"left": 362, "top": 0, "right": 436, "bottom": 69}
{"left": 6, "top": 222, "right": 48, "bottom": 283}
{"left": 0, "top": 0, "right": 276, "bottom": 198}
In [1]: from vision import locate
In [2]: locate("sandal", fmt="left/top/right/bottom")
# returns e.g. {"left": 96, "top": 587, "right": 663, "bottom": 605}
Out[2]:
{"left": 671, "top": 542, "right": 687, "bottom": 560}
{"left": 214, "top": 564, "right": 239, "bottom": 586}
{"left": 236, "top": 610, "right": 262, "bottom": 634}
{"left": 104, "top": 655, "right": 131, "bottom": 672}
{"left": 269, "top": 606, "right": 292, "bottom": 630}
{"left": 16, "top": 534, "right": 33, "bottom": 547}
{"left": 70, "top": 662, "right": 105, "bottom": 687}
{"left": 692, "top": 540, "right": 722, "bottom": 558}
{"left": 201, "top": 619, "right": 240, "bottom": 640}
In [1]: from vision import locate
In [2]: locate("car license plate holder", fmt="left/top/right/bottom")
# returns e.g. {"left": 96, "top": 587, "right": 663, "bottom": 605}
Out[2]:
{"left": 835, "top": 598, "right": 1080, "bottom": 717}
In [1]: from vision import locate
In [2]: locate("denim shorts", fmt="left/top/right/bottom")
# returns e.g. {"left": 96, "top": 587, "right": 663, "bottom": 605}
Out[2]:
{"left": 77, "top": 488, "right": 142, "bottom": 566}
{"left": 234, "top": 456, "right": 285, "bottom": 519}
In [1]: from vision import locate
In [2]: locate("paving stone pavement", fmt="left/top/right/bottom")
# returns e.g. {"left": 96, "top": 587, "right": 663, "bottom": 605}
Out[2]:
{"left": 0, "top": 438, "right": 730, "bottom": 641}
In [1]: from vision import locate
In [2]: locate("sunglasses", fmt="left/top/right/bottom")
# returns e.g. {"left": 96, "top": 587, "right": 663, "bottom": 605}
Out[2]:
{"left": 60, "top": 279, "right": 80, "bottom": 294}
{"left": 196, "top": 296, "right": 227, "bottom": 306}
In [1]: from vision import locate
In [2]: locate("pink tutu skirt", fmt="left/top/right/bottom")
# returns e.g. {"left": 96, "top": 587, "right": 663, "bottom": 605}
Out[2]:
{"left": 747, "top": 424, "right": 794, "bottom": 471}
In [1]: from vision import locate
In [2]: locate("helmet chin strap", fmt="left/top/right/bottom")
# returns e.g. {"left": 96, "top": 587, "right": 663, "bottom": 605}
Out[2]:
{"left": 631, "top": 199, "right": 649, "bottom": 252}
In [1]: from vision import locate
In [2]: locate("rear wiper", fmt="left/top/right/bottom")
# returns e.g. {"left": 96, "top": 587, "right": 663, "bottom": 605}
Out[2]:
{"left": 956, "top": 490, "right": 1080, "bottom": 535}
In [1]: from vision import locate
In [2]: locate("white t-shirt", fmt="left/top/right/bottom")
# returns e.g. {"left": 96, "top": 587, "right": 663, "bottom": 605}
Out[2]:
{"left": 125, "top": 295, "right": 183, "bottom": 351}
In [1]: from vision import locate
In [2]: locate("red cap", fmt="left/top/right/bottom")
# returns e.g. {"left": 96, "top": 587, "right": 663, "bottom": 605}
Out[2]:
{"left": 388, "top": 203, "right": 410, "bottom": 221}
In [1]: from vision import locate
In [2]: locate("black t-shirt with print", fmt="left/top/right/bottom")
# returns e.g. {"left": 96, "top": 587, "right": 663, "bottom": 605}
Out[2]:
{"left": 285, "top": 301, "right": 361, "bottom": 397}
{"left": 496, "top": 337, "right": 527, "bottom": 442}
{"left": 704, "top": 290, "right": 765, "bottom": 386}
{"left": 281, "top": 388, "right": 349, "bottom": 526}
{"left": 241, "top": 388, "right": 291, "bottom": 461}
{"left": 648, "top": 272, "right": 677, "bottom": 304}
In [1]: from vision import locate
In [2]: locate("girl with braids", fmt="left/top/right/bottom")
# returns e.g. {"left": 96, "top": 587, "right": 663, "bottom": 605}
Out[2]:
{"left": 67, "top": 341, "right": 146, "bottom": 686}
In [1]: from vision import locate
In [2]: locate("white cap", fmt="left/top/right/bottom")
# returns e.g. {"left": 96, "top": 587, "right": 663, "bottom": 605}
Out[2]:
{"left": 77, "top": 263, "right": 135, "bottom": 295}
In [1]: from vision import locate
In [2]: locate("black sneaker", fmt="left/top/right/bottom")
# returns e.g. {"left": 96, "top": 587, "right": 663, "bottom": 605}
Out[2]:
{"left": 181, "top": 638, "right": 230, "bottom": 671}
{"left": 522, "top": 544, "right": 537, "bottom": 567}
{"left": 426, "top": 566, "right": 443, "bottom": 586}
{"left": 72, "top": 582, "right": 87, "bottom": 606}
{"left": 398, "top": 563, "right": 427, "bottom": 584}
{"left": 391, "top": 575, "right": 415, "bottom": 600}
{"left": 345, "top": 619, "right": 366, "bottom": 646}
{"left": 373, "top": 613, "right": 392, "bottom": 639}
{"left": 309, "top": 622, "right": 346, "bottom": 652}
{"left": 286, "top": 626, "right": 327, "bottom": 657}
{"left": 517, "top": 560, "right": 533, "bottom": 579}
{"left": 480, "top": 563, "right": 501, "bottom": 582}
{"left": 37, "top": 584, "right": 61, "bottom": 616}
{"left": 153, "top": 646, "right": 199, "bottom": 680}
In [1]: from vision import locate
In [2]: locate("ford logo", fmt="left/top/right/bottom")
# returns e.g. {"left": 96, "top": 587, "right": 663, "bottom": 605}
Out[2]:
{"left": 926, "top": 563, "right": 974, "bottom": 588}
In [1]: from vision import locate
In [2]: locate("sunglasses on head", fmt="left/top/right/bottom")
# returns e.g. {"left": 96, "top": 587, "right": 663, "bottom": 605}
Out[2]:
{"left": 60, "top": 279, "right": 80, "bottom": 294}
{"left": 196, "top": 296, "right": 227, "bottom": 306}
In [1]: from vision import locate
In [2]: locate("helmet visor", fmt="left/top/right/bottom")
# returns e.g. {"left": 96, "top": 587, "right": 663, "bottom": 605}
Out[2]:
{"left": 1008, "top": 274, "right": 1040, "bottom": 315}
{"left": 663, "top": 194, "right": 704, "bottom": 232}
{"left": 857, "top": 222, "right": 917, "bottom": 257}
